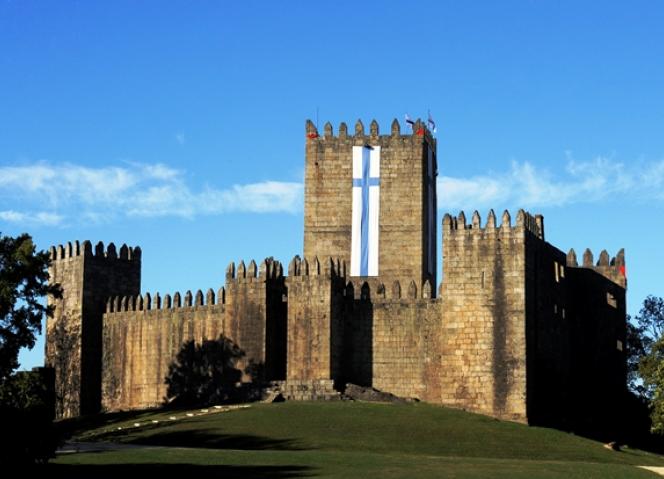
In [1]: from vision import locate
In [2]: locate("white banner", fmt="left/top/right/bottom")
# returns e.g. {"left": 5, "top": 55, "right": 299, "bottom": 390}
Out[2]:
{"left": 351, "top": 145, "right": 380, "bottom": 277}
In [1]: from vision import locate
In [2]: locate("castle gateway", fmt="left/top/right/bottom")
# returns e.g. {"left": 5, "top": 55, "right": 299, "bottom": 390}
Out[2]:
{"left": 46, "top": 118, "right": 627, "bottom": 432}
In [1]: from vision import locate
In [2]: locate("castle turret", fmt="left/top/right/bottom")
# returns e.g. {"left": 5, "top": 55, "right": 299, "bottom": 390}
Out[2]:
{"left": 285, "top": 256, "right": 346, "bottom": 384}
{"left": 439, "top": 209, "right": 542, "bottom": 421}
{"left": 45, "top": 241, "right": 141, "bottom": 418}
{"left": 303, "top": 118, "right": 437, "bottom": 291}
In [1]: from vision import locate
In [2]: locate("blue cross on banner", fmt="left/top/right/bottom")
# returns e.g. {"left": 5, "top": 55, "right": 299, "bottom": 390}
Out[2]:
{"left": 351, "top": 145, "right": 381, "bottom": 276}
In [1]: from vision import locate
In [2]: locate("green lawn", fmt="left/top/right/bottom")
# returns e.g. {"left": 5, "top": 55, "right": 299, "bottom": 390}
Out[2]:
{"left": 51, "top": 401, "right": 664, "bottom": 478}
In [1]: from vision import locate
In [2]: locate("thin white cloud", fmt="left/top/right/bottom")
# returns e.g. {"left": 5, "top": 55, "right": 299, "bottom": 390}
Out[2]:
{"left": 2, "top": 156, "right": 663, "bottom": 227}
{"left": 175, "top": 133, "right": 186, "bottom": 145}
{"left": 0, "top": 162, "right": 303, "bottom": 225}
{"left": 438, "top": 157, "right": 664, "bottom": 211}
{"left": 0, "top": 210, "right": 63, "bottom": 226}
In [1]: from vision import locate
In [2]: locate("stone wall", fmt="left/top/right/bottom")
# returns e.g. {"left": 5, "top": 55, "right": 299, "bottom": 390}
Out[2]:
{"left": 101, "top": 258, "right": 285, "bottom": 412}
{"left": 46, "top": 244, "right": 84, "bottom": 418}
{"left": 46, "top": 241, "right": 140, "bottom": 418}
{"left": 565, "top": 249, "right": 627, "bottom": 436}
{"left": 303, "top": 119, "right": 437, "bottom": 289}
{"left": 524, "top": 227, "right": 572, "bottom": 426}
{"left": 224, "top": 259, "right": 286, "bottom": 380}
{"left": 520, "top": 240, "right": 627, "bottom": 433}
{"left": 370, "top": 289, "right": 441, "bottom": 402}
{"left": 282, "top": 271, "right": 442, "bottom": 402}
{"left": 46, "top": 215, "right": 627, "bottom": 430}
{"left": 438, "top": 210, "right": 538, "bottom": 422}
{"left": 285, "top": 256, "right": 345, "bottom": 382}
{"left": 102, "top": 294, "right": 224, "bottom": 411}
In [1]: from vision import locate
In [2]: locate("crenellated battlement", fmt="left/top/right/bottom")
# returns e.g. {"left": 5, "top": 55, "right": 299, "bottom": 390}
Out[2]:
{"left": 224, "top": 258, "right": 284, "bottom": 282}
{"left": 342, "top": 277, "right": 436, "bottom": 302}
{"left": 49, "top": 240, "right": 141, "bottom": 262}
{"left": 282, "top": 256, "right": 434, "bottom": 302}
{"left": 566, "top": 247, "right": 626, "bottom": 286}
{"left": 565, "top": 247, "right": 625, "bottom": 269}
{"left": 305, "top": 118, "right": 435, "bottom": 148}
{"left": 442, "top": 209, "right": 544, "bottom": 240}
{"left": 105, "top": 286, "right": 225, "bottom": 314}
{"left": 286, "top": 255, "right": 346, "bottom": 279}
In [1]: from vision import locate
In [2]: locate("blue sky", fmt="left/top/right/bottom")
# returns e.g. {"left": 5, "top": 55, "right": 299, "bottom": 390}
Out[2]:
{"left": 1, "top": 1, "right": 663, "bottom": 370}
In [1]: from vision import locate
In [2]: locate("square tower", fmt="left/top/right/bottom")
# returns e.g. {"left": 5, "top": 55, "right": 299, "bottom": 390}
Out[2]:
{"left": 303, "top": 118, "right": 437, "bottom": 289}
{"left": 46, "top": 241, "right": 141, "bottom": 418}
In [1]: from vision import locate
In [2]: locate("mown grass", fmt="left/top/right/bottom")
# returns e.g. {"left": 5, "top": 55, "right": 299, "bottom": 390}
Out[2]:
{"left": 51, "top": 401, "right": 664, "bottom": 478}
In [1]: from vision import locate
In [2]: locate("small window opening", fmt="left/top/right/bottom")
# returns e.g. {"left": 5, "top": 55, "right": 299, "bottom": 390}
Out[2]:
{"left": 554, "top": 262, "right": 560, "bottom": 283}
{"left": 607, "top": 292, "right": 617, "bottom": 308}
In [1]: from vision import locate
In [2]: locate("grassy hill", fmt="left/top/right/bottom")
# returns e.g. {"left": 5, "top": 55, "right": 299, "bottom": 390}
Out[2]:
{"left": 52, "top": 401, "right": 664, "bottom": 478}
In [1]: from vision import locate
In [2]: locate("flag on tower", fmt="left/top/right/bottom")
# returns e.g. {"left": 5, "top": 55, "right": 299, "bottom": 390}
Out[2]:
{"left": 404, "top": 114, "right": 415, "bottom": 131}
{"left": 427, "top": 110, "right": 437, "bottom": 134}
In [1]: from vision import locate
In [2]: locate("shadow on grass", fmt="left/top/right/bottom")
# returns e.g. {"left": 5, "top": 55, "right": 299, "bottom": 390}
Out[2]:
{"left": 56, "top": 408, "right": 164, "bottom": 440}
{"left": 125, "top": 430, "right": 309, "bottom": 451}
{"left": 45, "top": 463, "right": 314, "bottom": 478}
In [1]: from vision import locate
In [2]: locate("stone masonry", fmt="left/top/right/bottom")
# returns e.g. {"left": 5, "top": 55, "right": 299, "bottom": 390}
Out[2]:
{"left": 46, "top": 118, "right": 627, "bottom": 433}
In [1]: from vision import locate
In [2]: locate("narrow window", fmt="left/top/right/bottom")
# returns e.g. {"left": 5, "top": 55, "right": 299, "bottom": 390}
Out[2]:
{"left": 554, "top": 261, "right": 560, "bottom": 283}
{"left": 554, "top": 303, "right": 558, "bottom": 315}
{"left": 617, "top": 340, "right": 623, "bottom": 352}
{"left": 607, "top": 292, "right": 617, "bottom": 308}
{"left": 481, "top": 270, "right": 485, "bottom": 289}
{"left": 562, "top": 308, "right": 566, "bottom": 319}
{"left": 559, "top": 264, "right": 565, "bottom": 279}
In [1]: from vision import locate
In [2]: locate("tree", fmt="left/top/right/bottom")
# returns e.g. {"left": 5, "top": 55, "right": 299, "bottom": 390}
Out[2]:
{"left": 629, "top": 296, "right": 664, "bottom": 432}
{"left": 640, "top": 340, "right": 664, "bottom": 434}
{"left": 627, "top": 317, "right": 650, "bottom": 396}
{"left": 0, "top": 233, "right": 61, "bottom": 381}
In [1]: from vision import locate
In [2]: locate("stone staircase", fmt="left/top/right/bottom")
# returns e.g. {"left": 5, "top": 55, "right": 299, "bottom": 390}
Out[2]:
{"left": 265, "top": 379, "right": 340, "bottom": 401}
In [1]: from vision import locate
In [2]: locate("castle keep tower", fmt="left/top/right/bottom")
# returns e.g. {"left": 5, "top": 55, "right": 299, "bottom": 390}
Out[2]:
{"left": 303, "top": 119, "right": 437, "bottom": 290}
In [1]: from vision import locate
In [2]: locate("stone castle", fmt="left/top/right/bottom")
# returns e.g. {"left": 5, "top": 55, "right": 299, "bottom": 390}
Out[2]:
{"left": 46, "top": 118, "right": 627, "bottom": 431}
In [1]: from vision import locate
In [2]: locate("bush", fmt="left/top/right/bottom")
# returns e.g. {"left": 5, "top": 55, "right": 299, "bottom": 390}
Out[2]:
{"left": 0, "top": 368, "right": 58, "bottom": 464}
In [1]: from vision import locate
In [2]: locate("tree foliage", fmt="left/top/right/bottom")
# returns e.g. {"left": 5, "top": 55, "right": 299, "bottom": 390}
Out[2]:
{"left": 626, "top": 296, "right": 664, "bottom": 433}
{"left": 627, "top": 317, "right": 651, "bottom": 396}
{"left": 640, "top": 340, "right": 664, "bottom": 434}
{"left": 0, "top": 233, "right": 61, "bottom": 380}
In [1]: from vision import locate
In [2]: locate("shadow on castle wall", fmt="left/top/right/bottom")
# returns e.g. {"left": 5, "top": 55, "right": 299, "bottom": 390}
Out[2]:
{"left": 164, "top": 335, "right": 264, "bottom": 408}
{"left": 47, "top": 314, "right": 81, "bottom": 419}
{"left": 339, "top": 281, "right": 374, "bottom": 389}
